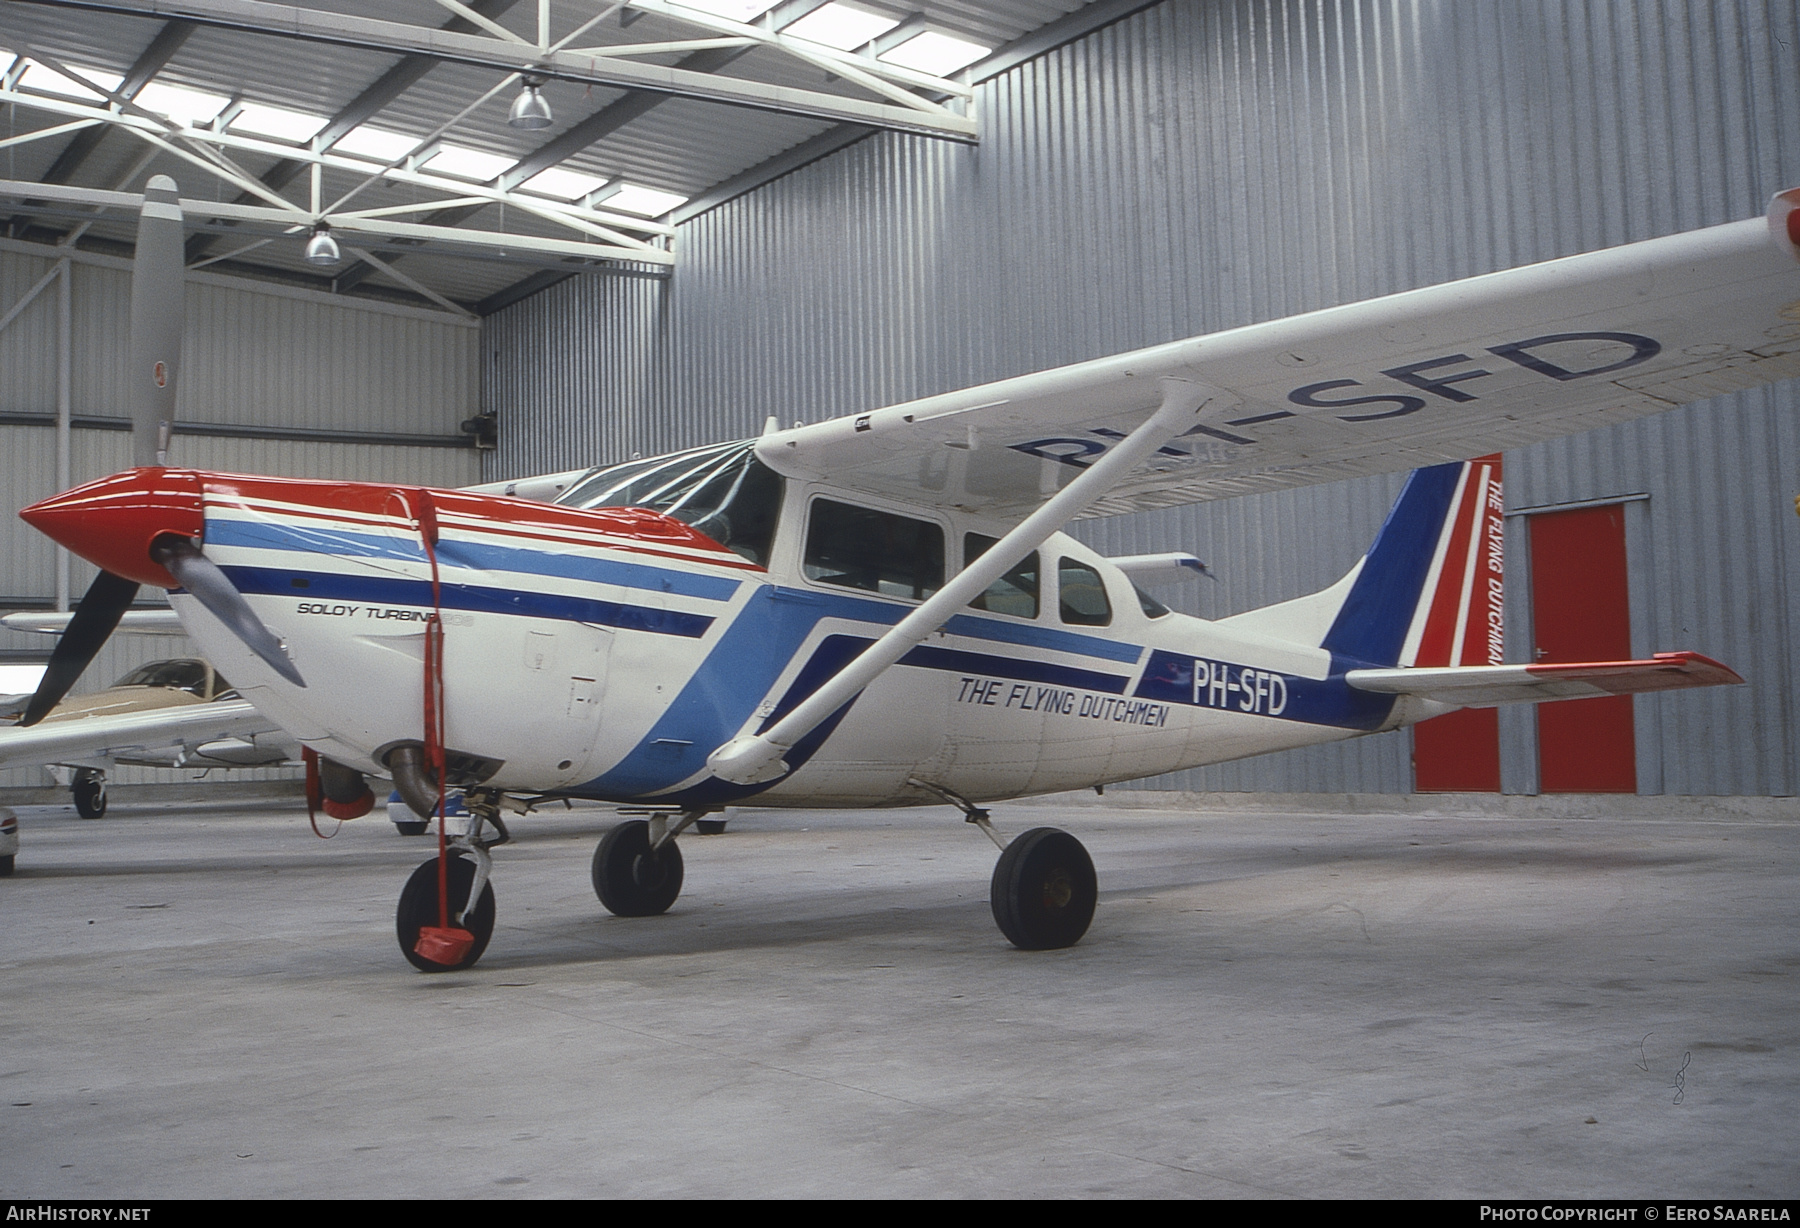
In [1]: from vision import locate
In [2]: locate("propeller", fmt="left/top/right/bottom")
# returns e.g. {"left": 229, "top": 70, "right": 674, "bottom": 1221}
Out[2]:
{"left": 17, "top": 175, "right": 304, "bottom": 724}
{"left": 150, "top": 536, "right": 304, "bottom": 686}
{"left": 129, "top": 175, "right": 182, "bottom": 468}
{"left": 18, "top": 571, "right": 140, "bottom": 726}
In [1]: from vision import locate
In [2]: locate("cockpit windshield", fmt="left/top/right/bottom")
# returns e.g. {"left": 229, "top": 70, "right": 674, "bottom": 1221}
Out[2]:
{"left": 555, "top": 440, "right": 785, "bottom": 567}
{"left": 113, "top": 659, "right": 208, "bottom": 695}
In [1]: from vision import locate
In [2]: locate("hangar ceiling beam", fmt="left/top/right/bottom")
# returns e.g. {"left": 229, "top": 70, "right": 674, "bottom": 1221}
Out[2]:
{"left": 336, "top": 38, "right": 757, "bottom": 296}
{"left": 34, "top": 0, "right": 979, "bottom": 140}
{"left": 0, "top": 178, "right": 675, "bottom": 266}
{"left": 182, "top": 0, "right": 522, "bottom": 265}
{"left": 444, "top": 0, "right": 834, "bottom": 307}
{"left": 36, "top": 19, "right": 192, "bottom": 187}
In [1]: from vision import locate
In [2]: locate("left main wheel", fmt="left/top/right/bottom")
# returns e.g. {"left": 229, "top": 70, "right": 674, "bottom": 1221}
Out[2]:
{"left": 592, "top": 820, "right": 684, "bottom": 916}
{"left": 990, "top": 826, "right": 1097, "bottom": 950}
{"left": 396, "top": 855, "right": 495, "bottom": 972}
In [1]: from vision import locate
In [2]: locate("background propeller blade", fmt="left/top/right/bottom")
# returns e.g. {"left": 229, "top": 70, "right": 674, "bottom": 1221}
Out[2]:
{"left": 129, "top": 175, "right": 183, "bottom": 468}
{"left": 150, "top": 537, "right": 305, "bottom": 687}
{"left": 19, "top": 570, "right": 141, "bottom": 727}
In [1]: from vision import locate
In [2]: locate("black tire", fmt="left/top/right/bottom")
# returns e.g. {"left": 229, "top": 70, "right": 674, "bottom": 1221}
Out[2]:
{"left": 695, "top": 819, "right": 728, "bottom": 835}
{"left": 395, "top": 821, "right": 429, "bottom": 836}
{"left": 396, "top": 855, "right": 495, "bottom": 972}
{"left": 990, "top": 827, "right": 1097, "bottom": 950}
{"left": 72, "top": 772, "right": 106, "bottom": 819}
{"left": 592, "top": 820, "right": 684, "bottom": 916}
{"left": 0, "top": 855, "right": 13, "bottom": 877}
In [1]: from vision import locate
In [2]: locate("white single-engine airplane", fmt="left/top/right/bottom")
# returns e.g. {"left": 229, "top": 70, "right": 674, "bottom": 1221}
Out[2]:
{"left": 15, "top": 176, "right": 1800, "bottom": 969}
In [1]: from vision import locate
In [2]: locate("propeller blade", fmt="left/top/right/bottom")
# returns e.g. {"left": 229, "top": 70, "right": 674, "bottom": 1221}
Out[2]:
{"left": 129, "top": 175, "right": 183, "bottom": 468}
{"left": 150, "top": 537, "right": 305, "bottom": 687}
{"left": 19, "top": 570, "right": 141, "bottom": 727}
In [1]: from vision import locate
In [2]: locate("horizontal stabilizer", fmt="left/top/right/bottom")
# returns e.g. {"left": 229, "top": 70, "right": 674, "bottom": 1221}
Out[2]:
{"left": 1108, "top": 552, "right": 1211, "bottom": 583}
{"left": 1345, "top": 651, "right": 1743, "bottom": 707}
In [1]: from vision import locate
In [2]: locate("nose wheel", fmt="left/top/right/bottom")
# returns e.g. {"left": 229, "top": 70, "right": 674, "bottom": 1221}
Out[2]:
{"left": 396, "top": 854, "right": 495, "bottom": 972}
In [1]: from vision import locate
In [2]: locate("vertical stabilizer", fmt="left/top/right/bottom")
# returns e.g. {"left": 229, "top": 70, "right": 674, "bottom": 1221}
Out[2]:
{"left": 1318, "top": 456, "right": 1504, "bottom": 667}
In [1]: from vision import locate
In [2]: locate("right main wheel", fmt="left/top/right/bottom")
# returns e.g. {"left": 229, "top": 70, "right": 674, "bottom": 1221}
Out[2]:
{"left": 990, "top": 826, "right": 1097, "bottom": 950}
{"left": 592, "top": 820, "right": 684, "bottom": 916}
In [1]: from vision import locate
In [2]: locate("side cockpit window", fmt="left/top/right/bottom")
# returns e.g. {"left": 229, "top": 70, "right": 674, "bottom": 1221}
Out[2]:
{"left": 964, "top": 534, "right": 1039, "bottom": 619}
{"left": 1058, "top": 558, "right": 1113, "bottom": 627}
{"left": 556, "top": 441, "right": 784, "bottom": 566}
{"left": 805, "top": 499, "right": 944, "bottom": 600}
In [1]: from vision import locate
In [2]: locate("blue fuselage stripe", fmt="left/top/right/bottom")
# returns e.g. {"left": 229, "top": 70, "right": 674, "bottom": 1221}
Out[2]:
{"left": 225, "top": 565, "right": 714, "bottom": 638}
{"left": 207, "top": 517, "right": 739, "bottom": 602}
{"left": 941, "top": 613, "right": 1142, "bottom": 663}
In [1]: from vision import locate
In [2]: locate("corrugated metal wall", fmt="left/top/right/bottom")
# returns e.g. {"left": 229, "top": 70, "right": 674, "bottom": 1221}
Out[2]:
{"left": 483, "top": 0, "right": 1800, "bottom": 795}
{"left": 1, "top": 245, "right": 481, "bottom": 787}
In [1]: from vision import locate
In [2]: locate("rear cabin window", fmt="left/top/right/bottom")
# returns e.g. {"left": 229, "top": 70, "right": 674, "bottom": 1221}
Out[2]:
{"left": 555, "top": 441, "right": 784, "bottom": 566}
{"left": 1059, "top": 559, "right": 1113, "bottom": 626}
{"left": 805, "top": 500, "right": 944, "bottom": 600}
{"left": 1135, "top": 584, "right": 1172, "bottom": 619}
{"left": 964, "top": 534, "right": 1040, "bottom": 619}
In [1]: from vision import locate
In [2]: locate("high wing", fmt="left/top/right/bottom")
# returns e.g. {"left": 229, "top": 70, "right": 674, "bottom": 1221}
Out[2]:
{"left": 0, "top": 699, "right": 294, "bottom": 770}
{"left": 1345, "top": 652, "right": 1743, "bottom": 708}
{"left": 756, "top": 191, "right": 1800, "bottom": 518}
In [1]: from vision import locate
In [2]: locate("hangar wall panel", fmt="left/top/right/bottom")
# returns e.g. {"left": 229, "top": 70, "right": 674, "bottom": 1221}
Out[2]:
{"left": 483, "top": 0, "right": 1800, "bottom": 795}
{"left": 1, "top": 249, "right": 480, "bottom": 788}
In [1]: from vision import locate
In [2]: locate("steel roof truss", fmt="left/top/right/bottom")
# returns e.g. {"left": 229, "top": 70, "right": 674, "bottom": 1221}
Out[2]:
{"left": 50, "top": 0, "right": 978, "bottom": 140}
{"left": 0, "top": 87, "right": 676, "bottom": 248}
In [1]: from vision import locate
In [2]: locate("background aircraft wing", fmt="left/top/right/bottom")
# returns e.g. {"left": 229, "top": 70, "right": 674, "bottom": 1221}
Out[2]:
{"left": 1344, "top": 652, "right": 1743, "bottom": 708}
{"left": 756, "top": 191, "right": 1800, "bottom": 518}
{"left": 1, "top": 610, "right": 186, "bottom": 635}
{"left": 0, "top": 699, "right": 287, "bottom": 769}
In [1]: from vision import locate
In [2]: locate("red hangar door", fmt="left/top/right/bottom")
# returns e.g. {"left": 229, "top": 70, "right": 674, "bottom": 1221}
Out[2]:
{"left": 1529, "top": 503, "right": 1637, "bottom": 792}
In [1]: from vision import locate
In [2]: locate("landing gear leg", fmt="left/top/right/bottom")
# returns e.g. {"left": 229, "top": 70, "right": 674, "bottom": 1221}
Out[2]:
{"left": 395, "top": 793, "right": 509, "bottom": 972}
{"left": 592, "top": 810, "right": 697, "bottom": 916}
{"left": 908, "top": 776, "right": 1097, "bottom": 951}
{"left": 72, "top": 769, "right": 107, "bottom": 819}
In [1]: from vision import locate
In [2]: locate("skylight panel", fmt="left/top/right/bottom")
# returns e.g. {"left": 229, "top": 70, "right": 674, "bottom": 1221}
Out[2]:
{"left": 603, "top": 185, "right": 687, "bottom": 217}
{"left": 332, "top": 125, "right": 420, "bottom": 163}
{"left": 420, "top": 145, "right": 515, "bottom": 182}
{"left": 134, "top": 81, "right": 230, "bottom": 127}
{"left": 520, "top": 167, "right": 610, "bottom": 201}
{"left": 669, "top": 0, "right": 782, "bottom": 21}
{"left": 783, "top": 3, "right": 901, "bottom": 51}
{"left": 16, "top": 61, "right": 124, "bottom": 103}
{"left": 230, "top": 102, "right": 326, "bottom": 144}
{"left": 877, "top": 31, "right": 990, "bottom": 75}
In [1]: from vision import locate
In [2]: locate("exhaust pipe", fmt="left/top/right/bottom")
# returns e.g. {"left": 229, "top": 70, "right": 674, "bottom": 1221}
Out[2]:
{"left": 387, "top": 743, "right": 440, "bottom": 819}
{"left": 317, "top": 756, "right": 375, "bottom": 820}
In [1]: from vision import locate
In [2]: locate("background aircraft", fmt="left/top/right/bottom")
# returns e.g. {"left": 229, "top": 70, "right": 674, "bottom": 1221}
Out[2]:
{"left": 13, "top": 179, "right": 1800, "bottom": 968}
{"left": 0, "top": 638, "right": 295, "bottom": 817}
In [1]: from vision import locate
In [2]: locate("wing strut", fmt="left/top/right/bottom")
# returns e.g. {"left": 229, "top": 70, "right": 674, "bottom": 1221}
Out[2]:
{"left": 706, "top": 378, "right": 1231, "bottom": 786}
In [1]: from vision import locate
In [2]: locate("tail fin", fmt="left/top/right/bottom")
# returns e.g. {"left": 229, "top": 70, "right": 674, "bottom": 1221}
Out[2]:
{"left": 1318, "top": 455, "right": 1504, "bottom": 668}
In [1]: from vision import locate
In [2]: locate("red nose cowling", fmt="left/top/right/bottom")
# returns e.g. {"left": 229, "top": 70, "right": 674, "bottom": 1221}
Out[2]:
{"left": 19, "top": 468, "right": 203, "bottom": 589}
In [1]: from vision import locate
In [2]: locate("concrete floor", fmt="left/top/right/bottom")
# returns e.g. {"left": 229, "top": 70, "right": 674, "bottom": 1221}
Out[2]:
{"left": 0, "top": 791, "right": 1795, "bottom": 1199}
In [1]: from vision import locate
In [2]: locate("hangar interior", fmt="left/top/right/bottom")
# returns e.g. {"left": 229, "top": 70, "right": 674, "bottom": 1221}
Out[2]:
{"left": 0, "top": 0, "right": 1797, "bottom": 799}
